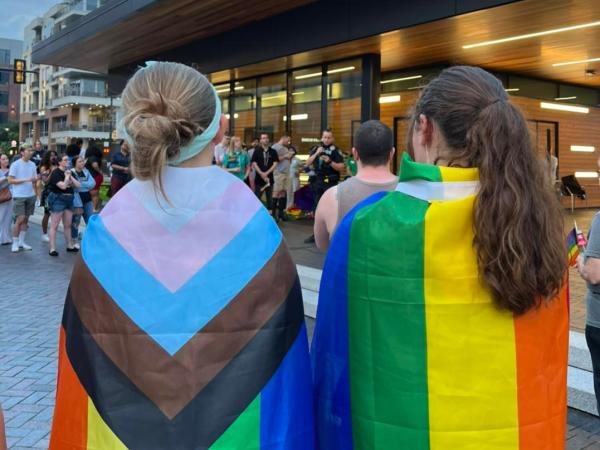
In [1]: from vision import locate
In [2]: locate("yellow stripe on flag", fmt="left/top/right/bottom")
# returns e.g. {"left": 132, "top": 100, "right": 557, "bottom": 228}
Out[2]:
{"left": 87, "top": 399, "right": 128, "bottom": 450}
{"left": 438, "top": 165, "right": 479, "bottom": 182}
{"left": 424, "top": 196, "right": 520, "bottom": 450}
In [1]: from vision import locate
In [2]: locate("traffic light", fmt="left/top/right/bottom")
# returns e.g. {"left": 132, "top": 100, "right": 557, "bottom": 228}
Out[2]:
{"left": 13, "top": 59, "right": 25, "bottom": 84}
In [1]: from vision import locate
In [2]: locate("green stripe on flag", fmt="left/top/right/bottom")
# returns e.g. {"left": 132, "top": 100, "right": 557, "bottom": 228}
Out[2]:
{"left": 348, "top": 191, "right": 430, "bottom": 450}
{"left": 210, "top": 395, "right": 260, "bottom": 449}
{"left": 398, "top": 153, "right": 442, "bottom": 182}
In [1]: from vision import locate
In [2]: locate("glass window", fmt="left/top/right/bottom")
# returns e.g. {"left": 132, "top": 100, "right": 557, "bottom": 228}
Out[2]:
{"left": 232, "top": 79, "right": 256, "bottom": 147}
{"left": 0, "top": 49, "right": 9, "bottom": 65}
{"left": 508, "top": 75, "right": 555, "bottom": 100}
{"left": 215, "top": 83, "right": 230, "bottom": 134}
{"left": 0, "top": 72, "right": 8, "bottom": 85}
{"left": 0, "top": 113, "right": 7, "bottom": 123}
{"left": 257, "top": 74, "right": 287, "bottom": 144}
{"left": 0, "top": 92, "right": 8, "bottom": 106}
{"left": 290, "top": 66, "right": 322, "bottom": 155}
{"left": 326, "top": 59, "right": 361, "bottom": 153}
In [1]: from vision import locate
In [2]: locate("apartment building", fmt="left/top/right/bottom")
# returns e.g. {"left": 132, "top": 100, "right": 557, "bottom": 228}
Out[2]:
{"left": 0, "top": 38, "right": 23, "bottom": 124}
{"left": 19, "top": 0, "right": 119, "bottom": 153}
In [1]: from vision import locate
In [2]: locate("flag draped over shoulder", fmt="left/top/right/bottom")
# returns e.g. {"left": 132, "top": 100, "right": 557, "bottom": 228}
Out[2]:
{"left": 311, "top": 153, "right": 569, "bottom": 450}
{"left": 50, "top": 166, "right": 314, "bottom": 450}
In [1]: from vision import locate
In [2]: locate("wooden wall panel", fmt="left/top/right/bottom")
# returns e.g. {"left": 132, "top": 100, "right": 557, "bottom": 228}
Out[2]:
{"left": 380, "top": 91, "right": 600, "bottom": 208}
{"left": 327, "top": 97, "right": 361, "bottom": 153}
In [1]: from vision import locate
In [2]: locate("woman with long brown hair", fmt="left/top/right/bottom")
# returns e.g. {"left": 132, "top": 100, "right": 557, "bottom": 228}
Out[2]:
{"left": 312, "top": 66, "right": 568, "bottom": 450}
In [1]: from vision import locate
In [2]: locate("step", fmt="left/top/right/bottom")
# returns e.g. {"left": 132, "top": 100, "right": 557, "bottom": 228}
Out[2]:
{"left": 568, "top": 366, "right": 598, "bottom": 416}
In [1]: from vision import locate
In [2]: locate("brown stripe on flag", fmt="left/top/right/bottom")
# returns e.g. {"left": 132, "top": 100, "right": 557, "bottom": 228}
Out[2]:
{"left": 69, "top": 242, "right": 297, "bottom": 419}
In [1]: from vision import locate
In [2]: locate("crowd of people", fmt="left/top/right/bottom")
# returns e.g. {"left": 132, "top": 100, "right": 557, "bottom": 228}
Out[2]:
{"left": 0, "top": 137, "right": 131, "bottom": 257}
{"left": 1, "top": 61, "right": 599, "bottom": 449}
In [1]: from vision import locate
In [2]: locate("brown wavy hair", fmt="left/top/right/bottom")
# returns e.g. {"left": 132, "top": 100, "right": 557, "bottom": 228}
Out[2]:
{"left": 408, "top": 66, "right": 566, "bottom": 315}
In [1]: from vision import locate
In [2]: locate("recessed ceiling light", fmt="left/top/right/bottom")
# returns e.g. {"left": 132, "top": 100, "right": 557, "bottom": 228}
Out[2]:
{"left": 379, "top": 95, "right": 401, "bottom": 104}
{"left": 553, "top": 57, "right": 600, "bottom": 67}
{"left": 463, "top": 21, "right": 600, "bottom": 49}
{"left": 381, "top": 75, "right": 422, "bottom": 84}
{"left": 571, "top": 145, "right": 595, "bottom": 152}
{"left": 540, "top": 102, "right": 589, "bottom": 113}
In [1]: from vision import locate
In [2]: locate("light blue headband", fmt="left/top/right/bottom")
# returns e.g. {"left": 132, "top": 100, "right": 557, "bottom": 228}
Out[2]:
{"left": 120, "top": 61, "right": 222, "bottom": 166}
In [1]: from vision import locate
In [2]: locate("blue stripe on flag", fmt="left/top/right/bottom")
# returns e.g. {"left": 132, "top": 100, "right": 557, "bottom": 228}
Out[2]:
{"left": 81, "top": 208, "right": 281, "bottom": 355}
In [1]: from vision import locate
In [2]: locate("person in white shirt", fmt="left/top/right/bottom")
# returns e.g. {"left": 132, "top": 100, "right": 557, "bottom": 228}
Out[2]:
{"left": 7, "top": 146, "right": 38, "bottom": 252}
{"left": 213, "top": 135, "right": 230, "bottom": 167}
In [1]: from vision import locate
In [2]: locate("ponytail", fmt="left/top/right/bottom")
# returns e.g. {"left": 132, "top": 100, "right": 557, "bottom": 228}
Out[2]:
{"left": 409, "top": 66, "right": 566, "bottom": 315}
{"left": 468, "top": 101, "right": 565, "bottom": 314}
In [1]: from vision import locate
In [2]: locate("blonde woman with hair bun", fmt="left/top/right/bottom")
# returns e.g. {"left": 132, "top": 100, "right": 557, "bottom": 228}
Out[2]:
{"left": 49, "top": 61, "right": 315, "bottom": 450}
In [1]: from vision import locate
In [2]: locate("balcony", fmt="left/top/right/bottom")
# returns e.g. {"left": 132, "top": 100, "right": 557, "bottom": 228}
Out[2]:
{"left": 51, "top": 121, "right": 114, "bottom": 140}
{"left": 52, "top": 93, "right": 121, "bottom": 108}
{"left": 30, "top": 81, "right": 39, "bottom": 90}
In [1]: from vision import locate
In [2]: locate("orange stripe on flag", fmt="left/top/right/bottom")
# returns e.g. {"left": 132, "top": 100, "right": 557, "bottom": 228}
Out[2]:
{"left": 514, "top": 285, "right": 569, "bottom": 450}
{"left": 49, "top": 327, "right": 88, "bottom": 450}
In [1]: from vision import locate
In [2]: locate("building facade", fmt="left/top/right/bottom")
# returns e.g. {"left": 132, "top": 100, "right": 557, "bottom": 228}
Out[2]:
{"left": 31, "top": 0, "right": 600, "bottom": 207}
{"left": 0, "top": 38, "right": 23, "bottom": 124}
{"left": 19, "top": 0, "right": 118, "bottom": 153}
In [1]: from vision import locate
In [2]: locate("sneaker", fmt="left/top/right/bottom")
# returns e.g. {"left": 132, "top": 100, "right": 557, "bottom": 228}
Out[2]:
{"left": 49, "top": 250, "right": 59, "bottom": 257}
{"left": 304, "top": 234, "right": 315, "bottom": 244}
{"left": 11, "top": 241, "right": 19, "bottom": 253}
{"left": 73, "top": 242, "right": 80, "bottom": 250}
{"left": 41, "top": 234, "right": 49, "bottom": 242}
{"left": 19, "top": 243, "right": 32, "bottom": 251}
{"left": 66, "top": 247, "right": 79, "bottom": 253}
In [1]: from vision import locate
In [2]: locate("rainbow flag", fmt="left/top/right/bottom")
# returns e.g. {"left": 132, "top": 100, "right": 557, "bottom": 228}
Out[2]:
{"left": 567, "top": 228, "right": 580, "bottom": 267}
{"left": 50, "top": 166, "right": 314, "bottom": 449}
{"left": 311, "top": 153, "right": 568, "bottom": 450}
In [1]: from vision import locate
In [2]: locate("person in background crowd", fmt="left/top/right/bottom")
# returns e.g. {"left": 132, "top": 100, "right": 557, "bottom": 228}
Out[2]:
{"left": 38, "top": 150, "right": 59, "bottom": 243}
{"left": 271, "top": 135, "right": 293, "bottom": 222}
{"left": 303, "top": 128, "right": 345, "bottom": 243}
{"left": 85, "top": 143, "right": 104, "bottom": 212}
{"left": 110, "top": 140, "right": 131, "bottom": 196}
{"left": 213, "top": 134, "right": 230, "bottom": 166}
{"left": 222, "top": 136, "right": 250, "bottom": 181}
{"left": 8, "top": 146, "right": 37, "bottom": 253}
{"left": 0, "top": 154, "right": 12, "bottom": 245}
{"left": 312, "top": 66, "right": 568, "bottom": 450}
{"left": 251, "top": 132, "right": 279, "bottom": 211}
{"left": 314, "top": 120, "right": 398, "bottom": 251}
{"left": 287, "top": 146, "right": 301, "bottom": 210}
{"left": 70, "top": 156, "right": 96, "bottom": 249}
{"left": 66, "top": 138, "right": 83, "bottom": 167}
{"left": 247, "top": 139, "right": 258, "bottom": 192}
{"left": 31, "top": 139, "right": 44, "bottom": 167}
{"left": 576, "top": 216, "right": 600, "bottom": 415}
{"left": 46, "top": 154, "right": 80, "bottom": 256}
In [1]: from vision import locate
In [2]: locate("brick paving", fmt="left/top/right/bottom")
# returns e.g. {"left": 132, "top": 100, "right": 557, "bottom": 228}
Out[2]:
{"left": 0, "top": 220, "right": 598, "bottom": 448}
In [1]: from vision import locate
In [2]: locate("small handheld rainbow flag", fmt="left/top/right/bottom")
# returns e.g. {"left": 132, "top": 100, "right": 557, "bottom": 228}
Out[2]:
{"left": 568, "top": 221, "right": 587, "bottom": 267}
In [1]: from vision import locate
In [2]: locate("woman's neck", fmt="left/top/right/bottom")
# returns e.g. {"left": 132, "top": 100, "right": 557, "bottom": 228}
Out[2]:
{"left": 177, "top": 144, "right": 215, "bottom": 168}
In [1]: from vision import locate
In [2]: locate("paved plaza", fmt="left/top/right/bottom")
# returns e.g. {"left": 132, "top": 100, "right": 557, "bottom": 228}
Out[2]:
{"left": 0, "top": 218, "right": 599, "bottom": 449}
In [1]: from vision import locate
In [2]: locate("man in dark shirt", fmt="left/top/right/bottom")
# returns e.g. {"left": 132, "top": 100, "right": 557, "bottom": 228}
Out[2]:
{"left": 250, "top": 133, "right": 279, "bottom": 213}
{"left": 304, "top": 128, "right": 345, "bottom": 243}
{"left": 110, "top": 141, "right": 131, "bottom": 197}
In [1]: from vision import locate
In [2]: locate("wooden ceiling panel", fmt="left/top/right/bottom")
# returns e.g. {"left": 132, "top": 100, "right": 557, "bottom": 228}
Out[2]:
{"left": 210, "top": 0, "right": 600, "bottom": 87}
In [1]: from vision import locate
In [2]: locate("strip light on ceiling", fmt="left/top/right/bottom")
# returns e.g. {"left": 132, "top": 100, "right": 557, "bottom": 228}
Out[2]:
{"left": 463, "top": 20, "right": 600, "bottom": 49}
{"left": 571, "top": 145, "right": 595, "bottom": 152}
{"left": 540, "top": 102, "right": 589, "bottom": 114}
{"left": 381, "top": 75, "right": 422, "bottom": 84}
{"left": 215, "top": 85, "right": 244, "bottom": 94}
{"left": 505, "top": 88, "right": 520, "bottom": 92}
{"left": 554, "top": 96, "right": 577, "bottom": 101}
{"left": 553, "top": 57, "right": 600, "bottom": 67}
{"left": 283, "top": 114, "right": 308, "bottom": 121}
{"left": 379, "top": 95, "right": 401, "bottom": 104}
{"left": 575, "top": 171, "right": 598, "bottom": 178}
{"left": 295, "top": 66, "right": 355, "bottom": 80}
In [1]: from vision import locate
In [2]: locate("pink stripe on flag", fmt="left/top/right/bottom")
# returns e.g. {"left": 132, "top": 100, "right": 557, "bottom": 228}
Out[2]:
{"left": 101, "top": 181, "right": 262, "bottom": 292}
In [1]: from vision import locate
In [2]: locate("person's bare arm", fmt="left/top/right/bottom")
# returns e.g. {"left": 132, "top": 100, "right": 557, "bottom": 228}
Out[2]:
{"left": 8, "top": 175, "right": 37, "bottom": 185}
{"left": 314, "top": 186, "right": 339, "bottom": 252}
{"left": 577, "top": 255, "right": 600, "bottom": 285}
{"left": 305, "top": 147, "right": 322, "bottom": 167}
{"left": 265, "top": 161, "right": 278, "bottom": 177}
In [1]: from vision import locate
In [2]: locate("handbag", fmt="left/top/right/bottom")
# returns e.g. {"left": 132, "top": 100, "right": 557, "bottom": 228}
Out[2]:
{"left": 0, "top": 186, "right": 11, "bottom": 204}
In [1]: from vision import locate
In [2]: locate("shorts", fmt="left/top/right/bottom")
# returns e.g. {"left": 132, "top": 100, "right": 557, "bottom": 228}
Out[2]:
{"left": 48, "top": 192, "right": 74, "bottom": 213}
{"left": 93, "top": 173, "right": 103, "bottom": 191}
{"left": 273, "top": 172, "right": 290, "bottom": 192}
{"left": 13, "top": 196, "right": 36, "bottom": 217}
